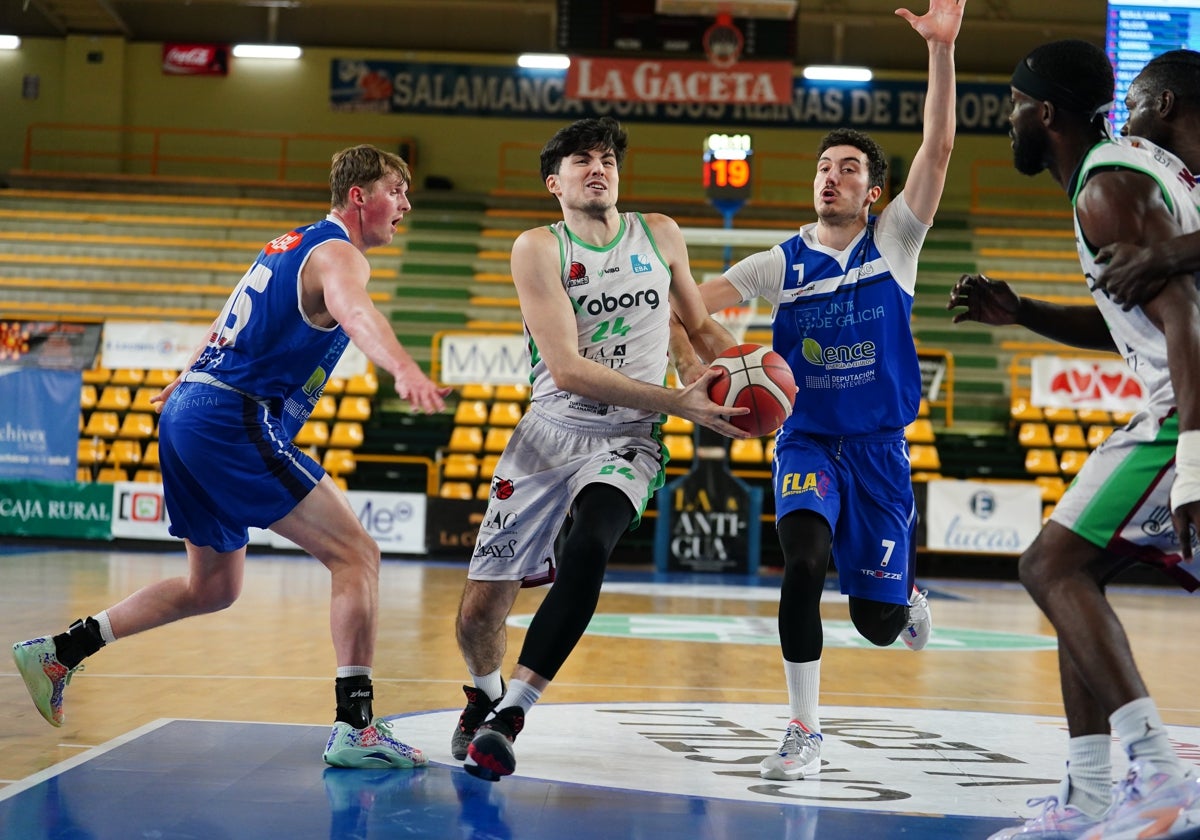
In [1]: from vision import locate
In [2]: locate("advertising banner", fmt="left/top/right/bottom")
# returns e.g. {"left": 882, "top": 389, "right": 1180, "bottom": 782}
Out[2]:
{"left": 162, "top": 43, "right": 229, "bottom": 76}
{"left": 0, "top": 320, "right": 101, "bottom": 370}
{"left": 924, "top": 479, "right": 1043, "bottom": 555}
{"left": 329, "top": 58, "right": 1012, "bottom": 135}
{"left": 101, "top": 320, "right": 207, "bottom": 371}
{"left": 0, "top": 367, "right": 80, "bottom": 482}
{"left": 438, "top": 333, "right": 528, "bottom": 386}
{"left": 0, "top": 479, "right": 112, "bottom": 539}
{"left": 566, "top": 57, "right": 794, "bottom": 104}
{"left": 1030, "top": 355, "right": 1147, "bottom": 413}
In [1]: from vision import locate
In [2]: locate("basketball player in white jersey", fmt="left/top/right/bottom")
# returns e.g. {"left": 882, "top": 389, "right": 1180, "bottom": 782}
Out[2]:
{"left": 451, "top": 117, "right": 749, "bottom": 781}
{"left": 949, "top": 42, "right": 1200, "bottom": 840}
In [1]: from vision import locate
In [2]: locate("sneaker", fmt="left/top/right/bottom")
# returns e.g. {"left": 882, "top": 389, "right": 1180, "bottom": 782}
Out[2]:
{"left": 759, "top": 720, "right": 822, "bottom": 781}
{"left": 323, "top": 718, "right": 428, "bottom": 769}
{"left": 12, "top": 637, "right": 80, "bottom": 728}
{"left": 903, "top": 587, "right": 932, "bottom": 651}
{"left": 987, "top": 777, "right": 1108, "bottom": 839}
{"left": 464, "top": 706, "right": 525, "bottom": 782}
{"left": 1079, "top": 761, "right": 1200, "bottom": 840}
{"left": 451, "top": 684, "right": 501, "bottom": 761}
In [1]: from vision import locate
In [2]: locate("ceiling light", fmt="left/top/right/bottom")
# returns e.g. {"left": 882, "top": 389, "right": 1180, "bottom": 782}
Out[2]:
{"left": 803, "top": 65, "right": 873, "bottom": 83}
{"left": 518, "top": 53, "right": 570, "bottom": 70}
{"left": 0, "top": 35, "right": 21, "bottom": 50}
{"left": 232, "top": 44, "right": 302, "bottom": 60}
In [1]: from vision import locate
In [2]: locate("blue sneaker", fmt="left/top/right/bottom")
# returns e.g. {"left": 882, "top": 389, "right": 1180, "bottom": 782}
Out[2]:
{"left": 1080, "top": 761, "right": 1200, "bottom": 840}
{"left": 988, "top": 777, "right": 1108, "bottom": 839}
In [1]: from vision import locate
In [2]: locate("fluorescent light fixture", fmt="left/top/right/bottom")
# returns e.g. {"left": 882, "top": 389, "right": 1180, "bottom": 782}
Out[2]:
{"left": 803, "top": 65, "right": 873, "bottom": 83}
{"left": 518, "top": 53, "right": 570, "bottom": 70}
{"left": 232, "top": 44, "right": 302, "bottom": 60}
{"left": 0, "top": 35, "right": 21, "bottom": 50}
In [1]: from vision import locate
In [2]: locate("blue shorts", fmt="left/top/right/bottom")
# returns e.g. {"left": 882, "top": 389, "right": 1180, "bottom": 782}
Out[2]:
{"left": 157, "top": 380, "right": 325, "bottom": 552}
{"left": 772, "top": 428, "right": 916, "bottom": 605}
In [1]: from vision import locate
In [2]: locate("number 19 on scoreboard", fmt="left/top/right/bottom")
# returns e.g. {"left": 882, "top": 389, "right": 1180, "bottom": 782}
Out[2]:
{"left": 702, "top": 133, "right": 753, "bottom": 203}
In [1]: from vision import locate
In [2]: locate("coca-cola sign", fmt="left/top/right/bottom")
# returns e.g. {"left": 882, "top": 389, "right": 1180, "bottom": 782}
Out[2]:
{"left": 162, "top": 43, "right": 228, "bottom": 76}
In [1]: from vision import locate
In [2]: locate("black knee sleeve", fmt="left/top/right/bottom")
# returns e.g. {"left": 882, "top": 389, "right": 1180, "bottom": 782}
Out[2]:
{"left": 517, "top": 485, "right": 633, "bottom": 680}
{"left": 776, "top": 511, "right": 832, "bottom": 663}
{"left": 848, "top": 596, "right": 908, "bottom": 646}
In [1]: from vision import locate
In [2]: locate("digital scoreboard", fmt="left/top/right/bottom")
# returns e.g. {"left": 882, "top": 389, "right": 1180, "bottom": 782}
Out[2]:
{"left": 1106, "top": 0, "right": 1200, "bottom": 128}
{"left": 702, "top": 133, "right": 752, "bottom": 203}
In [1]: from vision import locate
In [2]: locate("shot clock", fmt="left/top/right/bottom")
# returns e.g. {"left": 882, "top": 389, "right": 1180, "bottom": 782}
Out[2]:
{"left": 702, "top": 133, "right": 753, "bottom": 203}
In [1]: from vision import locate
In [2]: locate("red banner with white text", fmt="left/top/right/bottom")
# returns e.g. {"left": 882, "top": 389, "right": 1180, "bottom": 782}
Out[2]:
{"left": 566, "top": 57, "right": 793, "bottom": 104}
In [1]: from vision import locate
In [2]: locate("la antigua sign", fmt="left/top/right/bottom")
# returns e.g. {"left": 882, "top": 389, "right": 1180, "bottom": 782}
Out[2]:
{"left": 567, "top": 57, "right": 794, "bottom": 105}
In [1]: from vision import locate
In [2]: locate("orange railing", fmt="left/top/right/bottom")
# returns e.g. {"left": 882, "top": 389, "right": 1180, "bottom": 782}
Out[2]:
{"left": 969, "top": 158, "right": 1067, "bottom": 219}
{"left": 21, "top": 123, "right": 416, "bottom": 185}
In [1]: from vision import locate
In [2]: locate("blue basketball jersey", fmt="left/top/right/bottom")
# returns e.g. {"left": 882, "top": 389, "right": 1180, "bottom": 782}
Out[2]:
{"left": 185, "top": 217, "right": 351, "bottom": 435}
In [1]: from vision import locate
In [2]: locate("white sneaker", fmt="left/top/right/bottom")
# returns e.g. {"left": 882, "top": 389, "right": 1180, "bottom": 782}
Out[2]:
{"left": 902, "top": 587, "right": 932, "bottom": 651}
{"left": 759, "top": 720, "right": 822, "bottom": 781}
{"left": 987, "top": 777, "right": 1109, "bottom": 839}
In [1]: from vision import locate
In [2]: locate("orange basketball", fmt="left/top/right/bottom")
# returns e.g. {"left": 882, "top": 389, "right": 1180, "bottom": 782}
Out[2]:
{"left": 707, "top": 343, "right": 797, "bottom": 437}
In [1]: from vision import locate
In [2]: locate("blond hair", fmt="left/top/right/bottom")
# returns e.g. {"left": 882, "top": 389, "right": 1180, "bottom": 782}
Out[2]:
{"left": 329, "top": 144, "right": 411, "bottom": 209}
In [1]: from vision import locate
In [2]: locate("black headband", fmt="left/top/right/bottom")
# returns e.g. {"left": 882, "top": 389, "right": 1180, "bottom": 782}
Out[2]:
{"left": 1011, "top": 57, "right": 1113, "bottom": 116}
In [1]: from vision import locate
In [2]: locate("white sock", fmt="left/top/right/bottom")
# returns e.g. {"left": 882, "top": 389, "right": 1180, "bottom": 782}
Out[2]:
{"left": 1065, "top": 734, "right": 1114, "bottom": 817}
{"left": 497, "top": 678, "right": 542, "bottom": 715}
{"left": 93, "top": 610, "right": 117, "bottom": 644}
{"left": 336, "top": 665, "right": 372, "bottom": 679}
{"left": 1110, "top": 697, "right": 1185, "bottom": 776}
{"left": 471, "top": 668, "right": 504, "bottom": 702}
{"left": 783, "top": 658, "right": 820, "bottom": 734}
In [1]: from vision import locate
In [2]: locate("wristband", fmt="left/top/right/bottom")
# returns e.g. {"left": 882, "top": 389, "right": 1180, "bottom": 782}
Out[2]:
{"left": 1170, "top": 430, "right": 1200, "bottom": 512}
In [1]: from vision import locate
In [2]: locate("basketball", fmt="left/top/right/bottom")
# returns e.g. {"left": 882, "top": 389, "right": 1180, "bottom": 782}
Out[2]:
{"left": 707, "top": 344, "right": 797, "bottom": 437}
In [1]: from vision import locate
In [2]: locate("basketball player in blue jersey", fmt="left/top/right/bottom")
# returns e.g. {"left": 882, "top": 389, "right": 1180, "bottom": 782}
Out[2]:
{"left": 950, "top": 46, "right": 1200, "bottom": 840}
{"left": 11, "top": 145, "right": 450, "bottom": 769}
{"left": 450, "top": 117, "right": 750, "bottom": 782}
{"left": 670, "top": 0, "right": 962, "bottom": 784}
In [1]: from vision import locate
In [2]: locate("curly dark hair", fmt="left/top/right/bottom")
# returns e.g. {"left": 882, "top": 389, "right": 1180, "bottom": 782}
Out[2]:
{"left": 539, "top": 117, "right": 629, "bottom": 182}
{"left": 817, "top": 128, "right": 888, "bottom": 191}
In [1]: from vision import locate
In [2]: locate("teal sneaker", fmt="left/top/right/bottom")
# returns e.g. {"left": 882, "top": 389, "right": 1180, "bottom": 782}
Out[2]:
{"left": 12, "top": 637, "right": 79, "bottom": 728}
{"left": 323, "top": 718, "right": 427, "bottom": 769}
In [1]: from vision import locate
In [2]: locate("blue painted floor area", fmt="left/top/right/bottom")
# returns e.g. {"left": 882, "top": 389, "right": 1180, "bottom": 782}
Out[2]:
{"left": 0, "top": 719, "right": 1015, "bottom": 840}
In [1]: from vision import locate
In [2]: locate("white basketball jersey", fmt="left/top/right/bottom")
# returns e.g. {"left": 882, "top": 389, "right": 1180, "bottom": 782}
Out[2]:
{"left": 1073, "top": 136, "right": 1200, "bottom": 414}
{"left": 528, "top": 212, "right": 672, "bottom": 426}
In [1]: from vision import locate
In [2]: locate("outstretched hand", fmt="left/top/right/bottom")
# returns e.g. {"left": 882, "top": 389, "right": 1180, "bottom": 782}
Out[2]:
{"left": 895, "top": 0, "right": 965, "bottom": 45}
{"left": 1094, "top": 241, "right": 1169, "bottom": 310}
{"left": 676, "top": 367, "right": 752, "bottom": 439}
{"left": 946, "top": 273, "right": 1022, "bottom": 325}
{"left": 394, "top": 366, "right": 452, "bottom": 414}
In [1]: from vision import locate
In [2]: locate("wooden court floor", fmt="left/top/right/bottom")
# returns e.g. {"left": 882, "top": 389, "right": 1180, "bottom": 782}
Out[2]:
{"left": 2, "top": 544, "right": 1200, "bottom": 839}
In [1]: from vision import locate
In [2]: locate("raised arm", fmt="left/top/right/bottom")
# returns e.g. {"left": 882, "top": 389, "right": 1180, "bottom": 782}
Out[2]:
{"left": 894, "top": 0, "right": 964, "bottom": 224}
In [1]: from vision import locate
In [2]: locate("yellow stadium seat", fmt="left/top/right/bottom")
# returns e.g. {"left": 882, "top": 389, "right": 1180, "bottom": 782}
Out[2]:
{"left": 1076, "top": 408, "right": 1111, "bottom": 426}
{"left": 329, "top": 421, "right": 364, "bottom": 449}
{"left": 454, "top": 400, "right": 489, "bottom": 426}
{"left": 78, "top": 438, "right": 106, "bottom": 467}
{"left": 908, "top": 444, "right": 941, "bottom": 472}
{"left": 480, "top": 453, "right": 501, "bottom": 480}
{"left": 97, "top": 386, "right": 132, "bottom": 412}
{"left": 345, "top": 371, "right": 379, "bottom": 397}
{"left": 143, "top": 369, "right": 178, "bottom": 388}
{"left": 730, "top": 437, "right": 764, "bottom": 465}
{"left": 905, "top": 418, "right": 936, "bottom": 445}
{"left": 1052, "top": 424, "right": 1087, "bottom": 450}
{"left": 109, "top": 368, "right": 145, "bottom": 387}
{"left": 483, "top": 427, "right": 513, "bottom": 453}
{"left": 322, "top": 448, "right": 357, "bottom": 476}
{"left": 488, "top": 401, "right": 523, "bottom": 427}
{"left": 133, "top": 469, "right": 162, "bottom": 484}
{"left": 439, "top": 481, "right": 474, "bottom": 500}
{"left": 1060, "top": 449, "right": 1089, "bottom": 476}
{"left": 1042, "top": 406, "right": 1078, "bottom": 424}
{"left": 81, "top": 366, "right": 110, "bottom": 385}
{"left": 664, "top": 434, "right": 694, "bottom": 462}
{"left": 293, "top": 420, "right": 329, "bottom": 448}
{"left": 80, "top": 384, "right": 97, "bottom": 411}
{"left": 310, "top": 394, "right": 338, "bottom": 421}
{"left": 337, "top": 396, "right": 372, "bottom": 422}
{"left": 442, "top": 454, "right": 479, "bottom": 481}
{"left": 460, "top": 383, "right": 495, "bottom": 401}
{"left": 662, "top": 415, "right": 694, "bottom": 434}
{"left": 494, "top": 384, "right": 530, "bottom": 402}
{"left": 76, "top": 466, "right": 93, "bottom": 483}
{"left": 1024, "top": 448, "right": 1059, "bottom": 476}
{"left": 910, "top": 471, "right": 943, "bottom": 482}
{"left": 476, "top": 482, "right": 492, "bottom": 500}
{"left": 1043, "top": 503, "right": 1056, "bottom": 523}
{"left": 918, "top": 397, "right": 930, "bottom": 418}
{"left": 142, "top": 441, "right": 160, "bottom": 468}
{"left": 83, "top": 411, "right": 120, "bottom": 439}
{"left": 119, "top": 412, "right": 156, "bottom": 440}
{"left": 1017, "top": 422, "right": 1052, "bottom": 448}
{"left": 107, "top": 439, "right": 142, "bottom": 468}
{"left": 765, "top": 437, "right": 776, "bottom": 463}
{"left": 1111, "top": 410, "right": 1135, "bottom": 426}
{"left": 448, "top": 426, "right": 484, "bottom": 453}
{"left": 1034, "top": 475, "right": 1067, "bottom": 502}
{"left": 95, "top": 467, "right": 129, "bottom": 483}
{"left": 130, "top": 387, "right": 160, "bottom": 413}
{"left": 1010, "top": 396, "right": 1043, "bottom": 423}
{"left": 323, "top": 376, "right": 346, "bottom": 396}
{"left": 1086, "top": 425, "right": 1115, "bottom": 449}
{"left": 330, "top": 475, "right": 349, "bottom": 491}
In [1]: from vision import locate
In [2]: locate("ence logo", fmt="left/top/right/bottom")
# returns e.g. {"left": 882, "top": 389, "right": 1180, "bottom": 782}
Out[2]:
{"left": 507, "top": 613, "right": 1058, "bottom": 651}
{"left": 801, "top": 337, "right": 875, "bottom": 369}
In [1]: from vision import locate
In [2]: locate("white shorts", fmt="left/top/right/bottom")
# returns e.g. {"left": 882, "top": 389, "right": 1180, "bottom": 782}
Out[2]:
{"left": 467, "top": 403, "right": 668, "bottom": 586}
{"left": 1050, "top": 409, "right": 1200, "bottom": 589}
